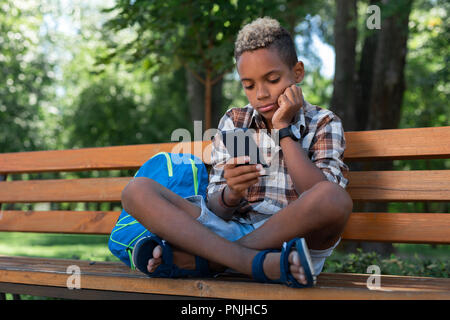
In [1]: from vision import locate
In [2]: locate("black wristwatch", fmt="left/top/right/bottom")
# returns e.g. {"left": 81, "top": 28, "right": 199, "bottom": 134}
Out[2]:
{"left": 278, "top": 124, "right": 301, "bottom": 141}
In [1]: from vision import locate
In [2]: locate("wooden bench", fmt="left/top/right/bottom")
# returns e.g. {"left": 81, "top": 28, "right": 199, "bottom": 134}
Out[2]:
{"left": 0, "top": 126, "right": 449, "bottom": 300}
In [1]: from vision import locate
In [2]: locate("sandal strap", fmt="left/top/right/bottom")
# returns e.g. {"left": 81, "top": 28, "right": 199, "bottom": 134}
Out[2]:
{"left": 281, "top": 238, "right": 315, "bottom": 288}
{"left": 279, "top": 241, "right": 291, "bottom": 284}
{"left": 133, "top": 235, "right": 212, "bottom": 278}
{"left": 251, "top": 249, "right": 280, "bottom": 283}
{"left": 295, "top": 238, "right": 315, "bottom": 286}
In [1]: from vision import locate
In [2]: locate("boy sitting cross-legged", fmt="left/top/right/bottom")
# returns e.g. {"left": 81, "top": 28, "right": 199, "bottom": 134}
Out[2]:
{"left": 122, "top": 17, "right": 352, "bottom": 288}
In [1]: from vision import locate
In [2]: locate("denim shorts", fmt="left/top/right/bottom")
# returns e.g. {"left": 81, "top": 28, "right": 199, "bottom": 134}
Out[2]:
{"left": 186, "top": 195, "right": 340, "bottom": 276}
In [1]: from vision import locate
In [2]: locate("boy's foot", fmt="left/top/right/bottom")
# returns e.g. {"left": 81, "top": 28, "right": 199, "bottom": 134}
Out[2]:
{"left": 147, "top": 245, "right": 225, "bottom": 273}
{"left": 262, "top": 251, "right": 308, "bottom": 285}
{"left": 148, "top": 246, "right": 307, "bottom": 285}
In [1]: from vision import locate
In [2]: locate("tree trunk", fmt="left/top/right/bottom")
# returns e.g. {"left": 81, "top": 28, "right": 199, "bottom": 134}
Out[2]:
{"left": 366, "top": 0, "right": 412, "bottom": 131}
{"left": 186, "top": 68, "right": 224, "bottom": 132}
{"left": 355, "top": 19, "right": 378, "bottom": 131}
{"left": 332, "top": 0, "right": 413, "bottom": 256}
{"left": 330, "top": 0, "right": 362, "bottom": 255}
{"left": 330, "top": 0, "right": 357, "bottom": 130}
{"left": 186, "top": 69, "right": 204, "bottom": 124}
{"left": 205, "top": 70, "right": 212, "bottom": 130}
{"left": 211, "top": 77, "right": 224, "bottom": 129}
{"left": 359, "top": 0, "right": 413, "bottom": 256}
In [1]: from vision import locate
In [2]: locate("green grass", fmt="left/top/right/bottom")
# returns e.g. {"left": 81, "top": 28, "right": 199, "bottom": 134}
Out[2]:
{"left": 0, "top": 232, "right": 120, "bottom": 262}
{"left": 1, "top": 232, "right": 448, "bottom": 265}
{"left": 0, "top": 232, "right": 121, "bottom": 300}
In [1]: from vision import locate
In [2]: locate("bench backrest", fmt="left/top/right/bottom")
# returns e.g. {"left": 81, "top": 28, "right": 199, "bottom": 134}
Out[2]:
{"left": 0, "top": 126, "right": 449, "bottom": 244}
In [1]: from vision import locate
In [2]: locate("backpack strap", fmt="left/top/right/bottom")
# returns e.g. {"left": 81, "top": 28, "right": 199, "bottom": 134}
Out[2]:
{"left": 150, "top": 152, "right": 173, "bottom": 177}
{"left": 189, "top": 158, "right": 199, "bottom": 195}
{"left": 134, "top": 152, "right": 200, "bottom": 195}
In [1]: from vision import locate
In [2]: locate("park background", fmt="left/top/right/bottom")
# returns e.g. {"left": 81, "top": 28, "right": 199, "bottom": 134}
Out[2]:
{"left": 0, "top": 0, "right": 448, "bottom": 298}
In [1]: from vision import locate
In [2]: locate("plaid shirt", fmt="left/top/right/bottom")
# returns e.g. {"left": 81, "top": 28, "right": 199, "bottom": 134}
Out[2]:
{"left": 207, "top": 99, "right": 349, "bottom": 225}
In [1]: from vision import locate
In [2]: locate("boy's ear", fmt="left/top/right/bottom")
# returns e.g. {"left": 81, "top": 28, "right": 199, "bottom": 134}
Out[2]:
{"left": 293, "top": 61, "right": 305, "bottom": 83}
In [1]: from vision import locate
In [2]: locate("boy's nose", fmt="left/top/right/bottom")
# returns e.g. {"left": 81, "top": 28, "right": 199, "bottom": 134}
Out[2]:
{"left": 256, "top": 85, "right": 270, "bottom": 100}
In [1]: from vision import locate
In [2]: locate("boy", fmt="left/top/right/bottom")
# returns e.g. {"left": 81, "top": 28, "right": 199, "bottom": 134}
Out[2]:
{"left": 122, "top": 17, "right": 352, "bottom": 287}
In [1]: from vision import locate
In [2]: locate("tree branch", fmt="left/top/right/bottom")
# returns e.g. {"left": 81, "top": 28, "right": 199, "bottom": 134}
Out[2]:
{"left": 184, "top": 63, "right": 205, "bottom": 85}
{"left": 211, "top": 65, "right": 234, "bottom": 85}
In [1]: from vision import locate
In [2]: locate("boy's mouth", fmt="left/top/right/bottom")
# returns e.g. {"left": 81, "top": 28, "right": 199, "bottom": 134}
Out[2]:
{"left": 258, "top": 103, "right": 277, "bottom": 113}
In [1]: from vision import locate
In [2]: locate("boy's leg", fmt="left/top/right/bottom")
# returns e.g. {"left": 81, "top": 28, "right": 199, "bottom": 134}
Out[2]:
{"left": 121, "top": 177, "right": 259, "bottom": 276}
{"left": 236, "top": 180, "right": 352, "bottom": 251}
{"left": 122, "top": 177, "right": 308, "bottom": 284}
{"left": 122, "top": 177, "right": 348, "bottom": 283}
{"left": 233, "top": 180, "right": 351, "bottom": 278}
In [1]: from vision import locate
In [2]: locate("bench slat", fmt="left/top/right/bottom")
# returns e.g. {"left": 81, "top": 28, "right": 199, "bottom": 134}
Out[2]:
{"left": 0, "top": 177, "right": 129, "bottom": 203}
{"left": 1, "top": 170, "right": 449, "bottom": 203}
{"left": 344, "top": 126, "right": 450, "bottom": 161}
{"left": 0, "top": 141, "right": 210, "bottom": 174}
{"left": 0, "top": 256, "right": 449, "bottom": 299}
{"left": 346, "top": 170, "right": 450, "bottom": 201}
{"left": 1, "top": 211, "right": 449, "bottom": 244}
{"left": 341, "top": 212, "right": 450, "bottom": 244}
{"left": 0, "top": 210, "right": 119, "bottom": 235}
{"left": 0, "top": 127, "right": 449, "bottom": 174}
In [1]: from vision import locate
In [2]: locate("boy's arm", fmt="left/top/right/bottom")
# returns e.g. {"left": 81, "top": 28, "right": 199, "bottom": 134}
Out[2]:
{"left": 273, "top": 85, "right": 347, "bottom": 194}
{"left": 277, "top": 115, "right": 348, "bottom": 195}
{"left": 279, "top": 134, "right": 327, "bottom": 194}
{"left": 206, "top": 185, "right": 241, "bottom": 221}
{"left": 308, "top": 115, "right": 348, "bottom": 188}
{"left": 206, "top": 112, "right": 236, "bottom": 220}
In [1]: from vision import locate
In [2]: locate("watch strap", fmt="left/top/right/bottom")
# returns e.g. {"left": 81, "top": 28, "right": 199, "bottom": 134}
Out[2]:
{"left": 278, "top": 126, "right": 291, "bottom": 140}
{"left": 278, "top": 126, "right": 299, "bottom": 141}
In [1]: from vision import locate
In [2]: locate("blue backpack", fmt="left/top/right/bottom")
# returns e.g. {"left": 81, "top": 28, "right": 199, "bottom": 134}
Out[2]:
{"left": 108, "top": 152, "right": 209, "bottom": 268}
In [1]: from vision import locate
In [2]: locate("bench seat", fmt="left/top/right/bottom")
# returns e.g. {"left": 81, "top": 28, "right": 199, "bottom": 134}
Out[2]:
{"left": 0, "top": 256, "right": 449, "bottom": 300}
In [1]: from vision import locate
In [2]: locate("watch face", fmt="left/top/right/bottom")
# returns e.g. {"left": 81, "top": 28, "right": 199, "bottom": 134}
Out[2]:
{"left": 290, "top": 125, "right": 301, "bottom": 140}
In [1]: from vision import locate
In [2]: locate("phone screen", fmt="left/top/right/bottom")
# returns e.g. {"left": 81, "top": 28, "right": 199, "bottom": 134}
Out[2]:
{"left": 221, "top": 129, "right": 269, "bottom": 168}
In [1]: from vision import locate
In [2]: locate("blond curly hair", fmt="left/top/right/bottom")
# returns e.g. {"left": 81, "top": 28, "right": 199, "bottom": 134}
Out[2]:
{"left": 234, "top": 17, "right": 298, "bottom": 67}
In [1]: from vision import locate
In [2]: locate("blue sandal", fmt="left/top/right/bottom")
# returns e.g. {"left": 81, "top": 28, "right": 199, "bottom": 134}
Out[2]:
{"left": 251, "top": 237, "right": 316, "bottom": 288}
{"left": 132, "top": 235, "right": 212, "bottom": 278}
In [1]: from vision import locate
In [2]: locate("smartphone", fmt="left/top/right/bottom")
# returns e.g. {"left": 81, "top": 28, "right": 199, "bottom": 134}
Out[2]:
{"left": 221, "top": 128, "right": 269, "bottom": 169}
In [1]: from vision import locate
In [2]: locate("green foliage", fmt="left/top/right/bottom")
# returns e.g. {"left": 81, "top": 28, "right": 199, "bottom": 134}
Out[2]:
{"left": 62, "top": 67, "right": 191, "bottom": 148}
{"left": 41, "top": 0, "right": 193, "bottom": 147}
{"left": 101, "top": 0, "right": 332, "bottom": 80}
{"left": 325, "top": 249, "right": 380, "bottom": 274}
{"left": 401, "top": 0, "right": 449, "bottom": 128}
{"left": 324, "top": 248, "right": 449, "bottom": 278}
{"left": 66, "top": 79, "right": 138, "bottom": 147}
{"left": 301, "top": 67, "right": 333, "bottom": 107}
{"left": 2, "top": 0, "right": 446, "bottom": 152}
{"left": 0, "top": 0, "right": 55, "bottom": 152}
{"left": 102, "top": 0, "right": 273, "bottom": 77}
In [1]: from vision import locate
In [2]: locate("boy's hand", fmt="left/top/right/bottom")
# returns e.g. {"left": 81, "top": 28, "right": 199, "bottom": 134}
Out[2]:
{"left": 223, "top": 156, "right": 265, "bottom": 203}
{"left": 272, "top": 84, "right": 303, "bottom": 129}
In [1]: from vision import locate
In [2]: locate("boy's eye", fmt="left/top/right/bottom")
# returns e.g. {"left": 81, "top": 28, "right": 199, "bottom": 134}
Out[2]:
{"left": 268, "top": 78, "right": 280, "bottom": 83}
{"left": 243, "top": 78, "right": 278, "bottom": 90}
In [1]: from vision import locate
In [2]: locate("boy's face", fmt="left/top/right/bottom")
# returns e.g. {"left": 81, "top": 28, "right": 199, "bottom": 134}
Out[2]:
{"left": 237, "top": 47, "right": 304, "bottom": 124}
